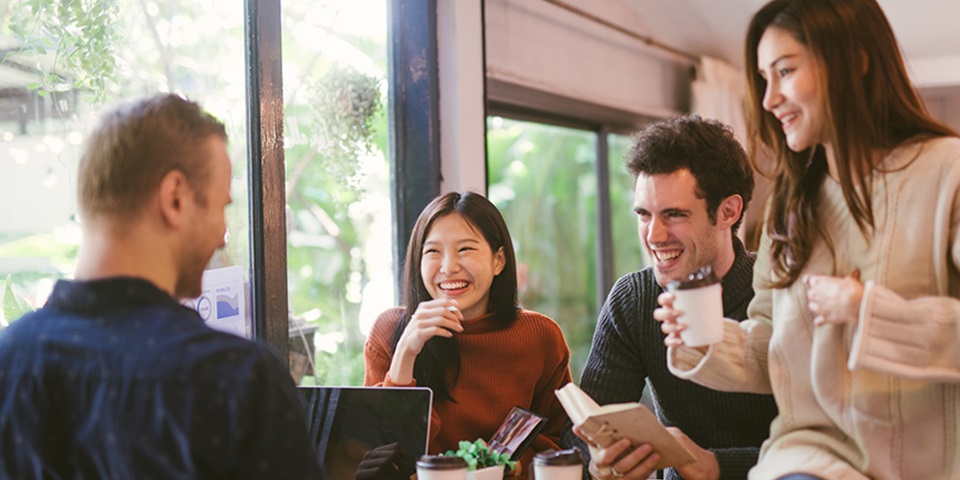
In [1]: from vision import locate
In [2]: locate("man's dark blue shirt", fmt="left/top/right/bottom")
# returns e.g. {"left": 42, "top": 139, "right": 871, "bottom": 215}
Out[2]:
{"left": 0, "top": 277, "right": 321, "bottom": 479}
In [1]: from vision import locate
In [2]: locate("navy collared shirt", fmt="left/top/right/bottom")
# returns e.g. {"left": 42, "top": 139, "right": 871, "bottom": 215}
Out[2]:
{"left": 0, "top": 277, "right": 321, "bottom": 479}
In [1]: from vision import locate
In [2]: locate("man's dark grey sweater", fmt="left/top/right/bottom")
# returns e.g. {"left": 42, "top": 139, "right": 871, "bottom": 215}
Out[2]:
{"left": 564, "top": 238, "right": 778, "bottom": 480}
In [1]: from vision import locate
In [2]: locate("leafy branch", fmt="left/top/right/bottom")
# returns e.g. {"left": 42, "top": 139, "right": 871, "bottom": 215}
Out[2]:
{"left": 6, "top": 0, "right": 119, "bottom": 103}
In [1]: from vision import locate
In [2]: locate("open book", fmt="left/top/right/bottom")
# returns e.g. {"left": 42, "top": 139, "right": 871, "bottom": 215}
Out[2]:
{"left": 556, "top": 383, "right": 695, "bottom": 470}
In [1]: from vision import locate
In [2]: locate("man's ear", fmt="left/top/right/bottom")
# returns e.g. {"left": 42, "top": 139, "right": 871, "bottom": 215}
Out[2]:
{"left": 493, "top": 246, "right": 506, "bottom": 276}
{"left": 716, "top": 194, "right": 744, "bottom": 230}
{"left": 157, "top": 169, "right": 191, "bottom": 228}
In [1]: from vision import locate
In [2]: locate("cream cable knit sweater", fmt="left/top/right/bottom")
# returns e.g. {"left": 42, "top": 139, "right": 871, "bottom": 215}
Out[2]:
{"left": 669, "top": 136, "right": 960, "bottom": 480}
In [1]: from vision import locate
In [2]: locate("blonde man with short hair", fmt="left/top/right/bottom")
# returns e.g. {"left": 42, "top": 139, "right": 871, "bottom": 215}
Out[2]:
{"left": 0, "top": 94, "right": 321, "bottom": 479}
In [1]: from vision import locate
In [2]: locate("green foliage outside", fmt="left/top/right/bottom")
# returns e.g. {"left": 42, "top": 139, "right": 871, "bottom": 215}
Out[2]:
{"left": 487, "top": 120, "right": 649, "bottom": 382}
{"left": 6, "top": 0, "right": 118, "bottom": 102}
{"left": 608, "top": 133, "right": 651, "bottom": 281}
{"left": 285, "top": 67, "right": 387, "bottom": 385}
{"left": 306, "top": 67, "right": 383, "bottom": 192}
{"left": 486, "top": 119, "right": 600, "bottom": 381}
{"left": 1, "top": 0, "right": 252, "bottom": 324}
{"left": 1, "top": 276, "right": 31, "bottom": 327}
{"left": 2, "top": 0, "right": 646, "bottom": 388}
{"left": 0, "top": 0, "right": 390, "bottom": 387}
{"left": 0, "top": 233, "right": 79, "bottom": 328}
{"left": 280, "top": 10, "right": 390, "bottom": 385}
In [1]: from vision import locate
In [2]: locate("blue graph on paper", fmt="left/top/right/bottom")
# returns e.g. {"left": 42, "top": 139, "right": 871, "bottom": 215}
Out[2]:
{"left": 216, "top": 293, "right": 240, "bottom": 318}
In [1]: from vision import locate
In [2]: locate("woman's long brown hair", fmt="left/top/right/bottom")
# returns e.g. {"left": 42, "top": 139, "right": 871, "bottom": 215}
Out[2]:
{"left": 744, "top": 0, "right": 956, "bottom": 287}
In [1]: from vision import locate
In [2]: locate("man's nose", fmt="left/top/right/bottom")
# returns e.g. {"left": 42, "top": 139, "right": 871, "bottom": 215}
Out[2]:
{"left": 646, "top": 218, "right": 668, "bottom": 244}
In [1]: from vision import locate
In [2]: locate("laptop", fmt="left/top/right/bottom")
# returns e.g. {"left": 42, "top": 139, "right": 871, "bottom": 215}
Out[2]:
{"left": 298, "top": 386, "right": 432, "bottom": 480}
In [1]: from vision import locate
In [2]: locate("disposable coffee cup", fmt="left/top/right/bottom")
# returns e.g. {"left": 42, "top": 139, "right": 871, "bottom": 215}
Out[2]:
{"left": 533, "top": 448, "right": 582, "bottom": 480}
{"left": 417, "top": 455, "right": 468, "bottom": 480}
{"left": 666, "top": 266, "right": 724, "bottom": 347}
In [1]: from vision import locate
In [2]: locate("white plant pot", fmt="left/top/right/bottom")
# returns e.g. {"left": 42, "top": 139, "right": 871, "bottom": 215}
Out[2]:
{"left": 467, "top": 465, "right": 504, "bottom": 480}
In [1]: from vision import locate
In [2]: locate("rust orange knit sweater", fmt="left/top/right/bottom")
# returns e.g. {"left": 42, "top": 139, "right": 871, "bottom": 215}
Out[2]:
{"left": 363, "top": 307, "right": 572, "bottom": 470}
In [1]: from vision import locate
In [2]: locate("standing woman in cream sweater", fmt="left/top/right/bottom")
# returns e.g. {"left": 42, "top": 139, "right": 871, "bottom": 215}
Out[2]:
{"left": 658, "top": 0, "right": 960, "bottom": 479}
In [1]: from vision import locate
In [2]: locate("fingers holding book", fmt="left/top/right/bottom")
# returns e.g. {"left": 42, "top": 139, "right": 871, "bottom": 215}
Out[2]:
{"left": 587, "top": 438, "right": 659, "bottom": 480}
{"left": 592, "top": 464, "right": 624, "bottom": 480}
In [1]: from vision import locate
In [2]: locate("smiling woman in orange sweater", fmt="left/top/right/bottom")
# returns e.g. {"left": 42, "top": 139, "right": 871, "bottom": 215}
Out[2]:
{"left": 364, "top": 191, "right": 572, "bottom": 471}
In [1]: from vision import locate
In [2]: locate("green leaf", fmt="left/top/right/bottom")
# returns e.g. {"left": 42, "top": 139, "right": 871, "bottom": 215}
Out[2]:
{"left": 2, "top": 276, "right": 32, "bottom": 327}
{"left": 7, "top": 0, "right": 118, "bottom": 102}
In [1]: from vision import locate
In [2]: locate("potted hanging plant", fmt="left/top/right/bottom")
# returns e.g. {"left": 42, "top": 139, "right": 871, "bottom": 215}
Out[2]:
{"left": 444, "top": 439, "right": 517, "bottom": 480}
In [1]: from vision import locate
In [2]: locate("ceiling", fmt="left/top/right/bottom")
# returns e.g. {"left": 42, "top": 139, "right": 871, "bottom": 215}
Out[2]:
{"left": 624, "top": 0, "right": 960, "bottom": 89}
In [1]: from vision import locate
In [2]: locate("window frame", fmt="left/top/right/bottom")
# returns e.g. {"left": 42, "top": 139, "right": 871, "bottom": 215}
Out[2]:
{"left": 388, "top": 0, "right": 442, "bottom": 300}
{"left": 246, "top": 0, "right": 442, "bottom": 358}
{"left": 245, "top": 0, "right": 289, "bottom": 360}
{"left": 484, "top": 100, "right": 648, "bottom": 303}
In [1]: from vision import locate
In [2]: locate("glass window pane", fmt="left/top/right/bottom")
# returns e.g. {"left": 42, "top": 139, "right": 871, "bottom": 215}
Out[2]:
{"left": 487, "top": 117, "right": 598, "bottom": 382}
{"left": 608, "top": 133, "right": 650, "bottom": 281}
{"left": 282, "top": 0, "right": 392, "bottom": 386}
{"left": 0, "top": 2, "right": 250, "bottom": 335}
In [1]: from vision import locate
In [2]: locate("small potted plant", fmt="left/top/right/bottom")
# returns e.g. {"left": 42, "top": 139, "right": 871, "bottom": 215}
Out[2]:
{"left": 444, "top": 439, "right": 517, "bottom": 480}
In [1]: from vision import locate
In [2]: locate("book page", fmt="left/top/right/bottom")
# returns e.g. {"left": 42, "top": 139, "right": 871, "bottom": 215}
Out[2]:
{"left": 555, "top": 383, "right": 599, "bottom": 426}
{"left": 592, "top": 402, "right": 642, "bottom": 416}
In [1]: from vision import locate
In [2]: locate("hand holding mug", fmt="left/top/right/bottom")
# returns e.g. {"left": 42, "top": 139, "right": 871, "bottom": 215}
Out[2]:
{"left": 654, "top": 291, "right": 687, "bottom": 348}
{"left": 655, "top": 266, "right": 723, "bottom": 351}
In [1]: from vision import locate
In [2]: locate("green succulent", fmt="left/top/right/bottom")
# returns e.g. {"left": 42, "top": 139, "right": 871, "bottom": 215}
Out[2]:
{"left": 444, "top": 439, "right": 517, "bottom": 472}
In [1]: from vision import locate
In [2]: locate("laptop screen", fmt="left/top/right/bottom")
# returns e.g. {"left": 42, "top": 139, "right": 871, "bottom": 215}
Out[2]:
{"left": 298, "top": 386, "right": 432, "bottom": 479}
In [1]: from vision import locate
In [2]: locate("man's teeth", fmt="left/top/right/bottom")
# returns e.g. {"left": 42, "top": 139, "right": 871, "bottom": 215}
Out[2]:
{"left": 656, "top": 251, "right": 680, "bottom": 261}
{"left": 440, "top": 281, "right": 468, "bottom": 290}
